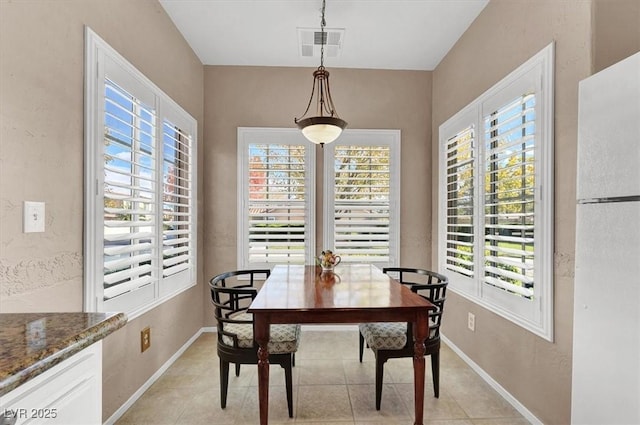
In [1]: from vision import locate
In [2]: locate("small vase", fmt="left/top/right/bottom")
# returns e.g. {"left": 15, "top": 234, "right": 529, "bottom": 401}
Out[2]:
{"left": 321, "top": 265, "right": 334, "bottom": 273}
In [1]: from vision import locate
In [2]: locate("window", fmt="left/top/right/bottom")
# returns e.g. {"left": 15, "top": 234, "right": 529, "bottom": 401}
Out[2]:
{"left": 237, "top": 128, "right": 400, "bottom": 270}
{"left": 84, "top": 28, "right": 197, "bottom": 318}
{"left": 438, "top": 43, "right": 554, "bottom": 340}
{"left": 324, "top": 130, "right": 401, "bottom": 268}
{"left": 237, "top": 128, "right": 315, "bottom": 268}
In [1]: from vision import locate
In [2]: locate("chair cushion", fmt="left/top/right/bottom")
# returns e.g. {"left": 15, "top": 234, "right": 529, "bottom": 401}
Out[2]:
{"left": 221, "top": 312, "right": 301, "bottom": 354}
{"left": 359, "top": 320, "right": 438, "bottom": 350}
{"left": 359, "top": 322, "right": 408, "bottom": 350}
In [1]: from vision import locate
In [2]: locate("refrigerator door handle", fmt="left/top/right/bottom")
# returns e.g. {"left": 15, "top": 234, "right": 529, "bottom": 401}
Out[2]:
{"left": 578, "top": 195, "right": 640, "bottom": 205}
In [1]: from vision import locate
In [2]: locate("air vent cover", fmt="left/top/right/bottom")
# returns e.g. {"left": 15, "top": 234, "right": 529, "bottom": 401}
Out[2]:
{"left": 297, "top": 28, "right": 345, "bottom": 58}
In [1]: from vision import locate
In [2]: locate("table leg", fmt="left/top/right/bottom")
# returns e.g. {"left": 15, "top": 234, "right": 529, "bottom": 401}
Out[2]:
{"left": 412, "top": 311, "right": 428, "bottom": 425}
{"left": 254, "top": 315, "right": 270, "bottom": 425}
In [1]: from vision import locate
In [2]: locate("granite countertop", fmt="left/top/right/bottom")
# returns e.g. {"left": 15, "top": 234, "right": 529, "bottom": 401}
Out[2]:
{"left": 0, "top": 312, "right": 127, "bottom": 397}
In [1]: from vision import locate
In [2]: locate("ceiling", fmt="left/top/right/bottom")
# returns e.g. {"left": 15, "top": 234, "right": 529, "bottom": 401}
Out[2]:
{"left": 159, "top": 0, "right": 489, "bottom": 71}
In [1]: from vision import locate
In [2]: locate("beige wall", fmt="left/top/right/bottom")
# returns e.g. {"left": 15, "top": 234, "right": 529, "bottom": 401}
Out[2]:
{"left": 0, "top": 0, "right": 204, "bottom": 421}
{"left": 202, "top": 66, "right": 432, "bottom": 325}
{"left": 593, "top": 0, "right": 640, "bottom": 72}
{"left": 431, "top": 1, "right": 594, "bottom": 424}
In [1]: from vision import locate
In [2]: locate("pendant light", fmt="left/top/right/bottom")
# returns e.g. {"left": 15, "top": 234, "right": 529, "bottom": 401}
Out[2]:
{"left": 294, "top": 0, "right": 347, "bottom": 147}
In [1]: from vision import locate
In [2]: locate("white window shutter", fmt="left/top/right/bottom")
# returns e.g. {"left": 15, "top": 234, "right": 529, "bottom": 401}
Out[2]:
{"left": 247, "top": 144, "right": 307, "bottom": 264}
{"left": 324, "top": 130, "right": 400, "bottom": 268}
{"left": 444, "top": 125, "right": 475, "bottom": 278}
{"left": 237, "top": 128, "right": 315, "bottom": 269}
{"left": 103, "top": 79, "right": 157, "bottom": 300}
{"left": 482, "top": 94, "right": 536, "bottom": 298}
{"left": 161, "top": 120, "right": 195, "bottom": 279}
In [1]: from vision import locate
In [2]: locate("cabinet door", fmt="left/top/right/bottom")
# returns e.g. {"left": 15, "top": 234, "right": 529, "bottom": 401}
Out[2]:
{"left": 0, "top": 342, "right": 102, "bottom": 425}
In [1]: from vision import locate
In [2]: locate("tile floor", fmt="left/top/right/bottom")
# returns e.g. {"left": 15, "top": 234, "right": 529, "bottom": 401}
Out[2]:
{"left": 116, "top": 330, "right": 529, "bottom": 425}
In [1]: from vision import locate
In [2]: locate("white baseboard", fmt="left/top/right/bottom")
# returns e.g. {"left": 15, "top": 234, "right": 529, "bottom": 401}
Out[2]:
{"left": 441, "top": 334, "right": 542, "bottom": 425}
{"left": 103, "top": 328, "right": 207, "bottom": 425}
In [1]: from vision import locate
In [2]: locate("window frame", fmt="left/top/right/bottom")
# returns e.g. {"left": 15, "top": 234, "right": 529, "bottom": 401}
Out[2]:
{"left": 84, "top": 27, "right": 198, "bottom": 319}
{"left": 438, "top": 42, "right": 554, "bottom": 340}
{"left": 323, "top": 129, "right": 401, "bottom": 269}
{"left": 237, "top": 127, "right": 316, "bottom": 269}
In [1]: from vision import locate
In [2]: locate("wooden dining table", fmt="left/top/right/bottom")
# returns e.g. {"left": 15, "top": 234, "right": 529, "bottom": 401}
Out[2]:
{"left": 248, "top": 263, "right": 435, "bottom": 425}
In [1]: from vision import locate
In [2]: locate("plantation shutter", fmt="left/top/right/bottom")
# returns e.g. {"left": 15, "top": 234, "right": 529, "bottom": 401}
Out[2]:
{"left": 331, "top": 145, "right": 392, "bottom": 264}
{"left": 438, "top": 43, "right": 553, "bottom": 339}
{"left": 246, "top": 143, "right": 308, "bottom": 265}
{"left": 86, "top": 28, "right": 198, "bottom": 316}
{"left": 161, "top": 120, "right": 194, "bottom": 278}
{"left": 444, "top": 125, "right": 475, "bottom": 278}
{"left": 103, "top": 79, "right": 157, "bottom": 300}
{"left": 482, "top": 94, "right": 536, "bottom": 297}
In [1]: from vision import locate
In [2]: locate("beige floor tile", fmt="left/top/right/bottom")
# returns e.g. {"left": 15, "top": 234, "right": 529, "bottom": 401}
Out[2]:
{"left": 471, "top": 418, "right": 531, "bottom": 425}
{"left": 395, "top": 384, "right": 468, "bottom": 421}
{"left": 296, "top": 385, "right": 353, "bottom": 421}
{"left": 297, "top": 329, "right": 360, "bottom": 360}
{"left": 248, "top": 361, "right": 299, "bottom": 387}
{"left": 298, "top": 358, "right": 347, "bottom": 385}
{"left": 310, "top": 422, "right": 355, "bottom": 425}
{"left": 343, "top": 359, "right": 393, "bottom": 385}
{"left": 384, "top": 356, "right": 435, "bottom": 385}
{"left": 439, "top": 344, "right": 468, "bottom": 370}
{"left": 451, "top": 388, "right": 520, "bottom": 419}
{"left": 116, "top": 387, "right": 187, "bottom": 424}
{"left": 115, "top": 331, "right": 529, "bottom": 425}
{"left": 147, "top": 372, "right": 199, "bottom": 391}
{"left": 175, "top": 386, "right": 247, "bottom": 425}
{"left": 348, "top": 383, "right": 411, "bottom": 421}
{"left": 236, "top": 385, "right": 296, "bottom": 424}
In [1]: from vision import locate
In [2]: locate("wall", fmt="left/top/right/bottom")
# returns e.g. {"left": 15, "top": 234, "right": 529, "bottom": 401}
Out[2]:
{"left": 431, "top": 1, "right": 592, "bottom": 424}
{"left": 202, "top": 66, "right": 432, "bottom": 325}
{"left": 0, "top": 0, "right": 204, "bottom": 421}
{"left": 593, "top": 0, "right": 640, "bottom": 72}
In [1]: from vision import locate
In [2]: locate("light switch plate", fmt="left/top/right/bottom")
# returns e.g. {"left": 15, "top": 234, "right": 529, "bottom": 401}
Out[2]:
{"left": 24, "top": 201, "right": 45, "bottom": 233}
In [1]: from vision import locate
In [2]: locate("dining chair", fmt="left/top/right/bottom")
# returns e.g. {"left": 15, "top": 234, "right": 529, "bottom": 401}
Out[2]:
{"left": 358, "top": 267, "right": 448, "bottom": 410}
{"left": 209, "top": 269, "right": 301, "bottom": 418}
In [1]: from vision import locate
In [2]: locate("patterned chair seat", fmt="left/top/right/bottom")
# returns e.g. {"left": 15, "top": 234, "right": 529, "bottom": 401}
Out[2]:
{"left": 359, "top": 320, "right": 437, "bottom": 350}
{"left": 222, "top": 312, "right": 301, "bottom": 354}
{"left": 359, "top": 322, "right": 407, "bottom": 350}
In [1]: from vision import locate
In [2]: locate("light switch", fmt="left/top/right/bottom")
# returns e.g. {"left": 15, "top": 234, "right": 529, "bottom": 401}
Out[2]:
{"left": 24, "top": 201, "right": 45, "bottom": 233}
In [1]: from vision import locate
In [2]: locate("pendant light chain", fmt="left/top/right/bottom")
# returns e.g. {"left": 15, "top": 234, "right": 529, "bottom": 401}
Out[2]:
{"left": 294, "top": 0, "right": 347, "bottom": 146}
{"left": 320, "top": 0, "right": 326, "bottom": 68}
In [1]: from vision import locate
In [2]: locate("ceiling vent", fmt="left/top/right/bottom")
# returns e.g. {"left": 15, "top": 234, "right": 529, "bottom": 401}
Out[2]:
{"left": 297, "top": 28, "right": 345, "bottom": 59}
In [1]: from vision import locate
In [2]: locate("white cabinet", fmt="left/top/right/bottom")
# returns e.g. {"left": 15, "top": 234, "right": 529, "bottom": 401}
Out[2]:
{"left": 0, "top": 342, "right": 102, "bottom": 425}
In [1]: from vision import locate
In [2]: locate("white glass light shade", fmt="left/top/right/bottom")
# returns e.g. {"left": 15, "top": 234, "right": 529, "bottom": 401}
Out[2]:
{"left": 302, "top": 124, "right": 342, "bottom": 145}
{"left": 297, "top": 116, "right": 347, "bottom": 145}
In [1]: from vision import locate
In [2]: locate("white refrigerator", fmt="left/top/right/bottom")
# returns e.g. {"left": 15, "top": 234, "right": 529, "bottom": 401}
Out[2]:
{"left": 571, "top": 52, "right": 640, "bottom": 424}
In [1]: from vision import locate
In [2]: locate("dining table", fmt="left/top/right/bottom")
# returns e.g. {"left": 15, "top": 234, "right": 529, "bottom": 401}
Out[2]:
{"left": 248, "top": 263, "right": 435, "bottom": 425}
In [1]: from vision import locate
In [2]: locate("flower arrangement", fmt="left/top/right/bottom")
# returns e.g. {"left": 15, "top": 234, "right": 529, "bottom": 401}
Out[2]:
{"left": 317, "top": 250, "right": 342, "bottom": 270}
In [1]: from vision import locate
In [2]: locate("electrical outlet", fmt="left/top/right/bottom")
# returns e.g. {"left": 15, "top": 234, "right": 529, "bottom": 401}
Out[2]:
{"left": 467, "top": 312, "right": 475, "bottom": 332}
{"left": 141, "top": 327, "right": 151, "bottom": 352}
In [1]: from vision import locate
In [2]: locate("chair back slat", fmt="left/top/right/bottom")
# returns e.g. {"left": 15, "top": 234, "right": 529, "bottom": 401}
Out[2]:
{"left": 382, "top": 267, "right": 448, "bottom": 341}
{"left": 209, "top": 269, "right": 270, "bottom": 343}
